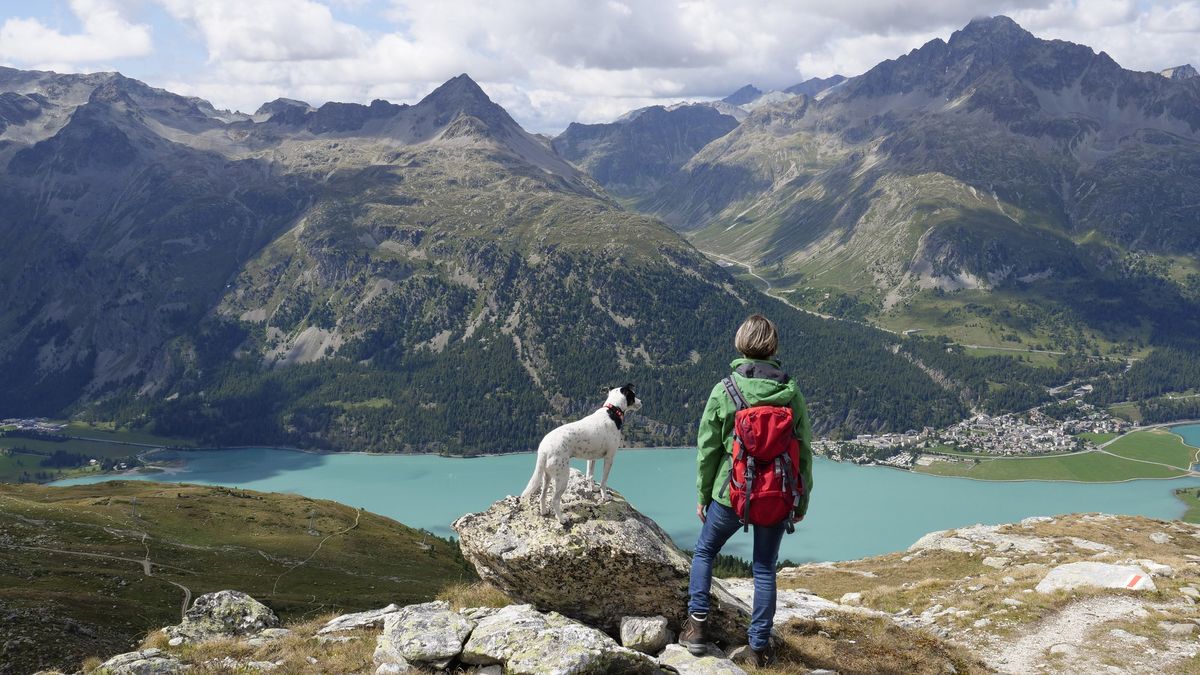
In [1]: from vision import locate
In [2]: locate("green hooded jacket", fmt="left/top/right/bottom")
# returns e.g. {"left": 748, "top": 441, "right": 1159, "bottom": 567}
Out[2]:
{"left": 696, "top": 357, "right": 814, "bottom": 518}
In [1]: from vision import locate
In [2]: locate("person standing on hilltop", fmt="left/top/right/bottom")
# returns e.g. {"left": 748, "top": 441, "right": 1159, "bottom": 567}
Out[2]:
{"left": 679, "top": 314, "right": 813, "bottom": 667}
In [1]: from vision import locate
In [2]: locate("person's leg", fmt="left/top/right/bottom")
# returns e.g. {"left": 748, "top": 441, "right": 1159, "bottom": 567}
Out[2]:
{"left": 687, "top": 501, "right": 741, "bottom": 616}
{"left": 747, "top": 521, "right": 786, "bottom": 651}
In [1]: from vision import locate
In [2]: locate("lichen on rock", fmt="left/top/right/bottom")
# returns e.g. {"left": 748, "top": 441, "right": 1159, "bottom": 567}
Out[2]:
{"left": 452, "top": 468, "right": 749, "bottom": 644}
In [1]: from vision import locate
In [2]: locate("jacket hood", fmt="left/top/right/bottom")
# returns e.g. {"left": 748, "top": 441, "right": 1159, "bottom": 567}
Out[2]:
{"left": 728, "top": 357, "right": 798, "bottom": 407}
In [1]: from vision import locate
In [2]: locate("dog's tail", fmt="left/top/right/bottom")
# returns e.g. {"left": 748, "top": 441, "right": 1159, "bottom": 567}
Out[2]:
{"left": 520, "top": 450, "right": 547, "bottom": 501}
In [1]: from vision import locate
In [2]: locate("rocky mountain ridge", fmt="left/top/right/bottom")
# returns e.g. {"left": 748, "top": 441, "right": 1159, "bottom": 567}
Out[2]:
{"left": 0, "top": 67, "right": 967, "bottom": 453}
{"left": 618, "top": 15, "right": 1200, "bottom": 354}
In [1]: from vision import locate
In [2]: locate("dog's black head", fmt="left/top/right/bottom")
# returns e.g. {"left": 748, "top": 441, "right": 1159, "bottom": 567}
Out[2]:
{"left": 619, "top": 383, "right": 636, "bottom": 407}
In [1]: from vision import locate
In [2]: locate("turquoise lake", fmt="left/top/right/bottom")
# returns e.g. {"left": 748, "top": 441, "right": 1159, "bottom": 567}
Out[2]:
{"left": 55, "top": 425, "right": 1200, "bottom": 563}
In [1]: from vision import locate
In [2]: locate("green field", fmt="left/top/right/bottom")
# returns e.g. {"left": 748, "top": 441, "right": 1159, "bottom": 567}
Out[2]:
{"left": 1104, "top": 428, "right": 1199, "bottom": 468}
{"left": 0, "top": 481, "right": 474, "bottom": 673}
{"left": 1175, "top": 487, "right": 1200, "bottom": 524}
{"left": 1108, "top": 402, "right": 1143, "bottom": 423}
{"left": 914, "top": 429, "right": 1198, "bottom": 482}
{"left": 915, "top": 451, "right": 1186, "bottom": 481}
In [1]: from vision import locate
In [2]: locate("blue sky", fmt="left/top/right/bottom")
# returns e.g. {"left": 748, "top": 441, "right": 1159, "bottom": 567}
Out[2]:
{"left": 1, "top": 1, "right": 1197, "bottom": 133}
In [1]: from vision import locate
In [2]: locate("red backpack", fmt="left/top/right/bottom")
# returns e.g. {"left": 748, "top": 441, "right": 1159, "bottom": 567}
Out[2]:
{"left": 722, "top": 376, "right": 803, "bottom": 533}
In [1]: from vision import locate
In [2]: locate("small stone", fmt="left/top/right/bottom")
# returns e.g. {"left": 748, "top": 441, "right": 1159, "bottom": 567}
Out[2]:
{"left": 1180, "top": 587, "right": 1200, "bottom": 599}
{"left": 619, "top": 615, "right": 671, "bottom": 655}
{"left": 317, "top": 635, "right": 358, "bottom": 644}
{"left": 982, "top": 556, "right": 1009, "bottom": 569}
{"left": 1002, "top": 576, "right": 1016, "bottom": 585}
{"left": 1149, "top": 532, "right": 1171, "bottom": 545}
{"left": 1108, "top": 629, "right": 1150, "bottom": 644}
{"left": 973, "top": 618, "right": 992, "bottom": 628}
{"left": 1159, "top": 622, "right": 1196, "bottom": 636}
{"left": 1138, "top": 560, "right": 1173, "bottom": 577}
{"left": 967, "top": 585, "right": 984, "bottom": 592}
{"left": 375, "top": 663, "right": 413, "bottom": 675}
{"left": 1002, "top": 598, "right": 1024, "bottom": 607}
{"left": 475, "top": 667, "right": 502, "bottom": 675}
{"left": 167, "top": 637, "right": 183, "bottom": 647}
{"left": 840, "top": 592, "right": 863, "bottom": 606}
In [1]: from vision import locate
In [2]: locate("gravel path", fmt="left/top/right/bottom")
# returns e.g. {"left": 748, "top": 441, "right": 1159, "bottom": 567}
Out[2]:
{"left": 988, "top": 595, "right": 1148, "bottom": 674}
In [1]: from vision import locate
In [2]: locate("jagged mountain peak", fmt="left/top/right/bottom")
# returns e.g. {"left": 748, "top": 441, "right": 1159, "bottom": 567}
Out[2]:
{"left": 418, "top": 73, "right": 494, "bottom": 109}
{"left": 951, "top": 15, "right": 1034, "bottom": 44}
{"left": 254, "top": 98, "right": 313, "bottom": 117}
{"left": 721, "top": 84, "right": 763, "bottom": 105}
{"left": 1161, "top": 64, "right": 1198, "bottom": 80}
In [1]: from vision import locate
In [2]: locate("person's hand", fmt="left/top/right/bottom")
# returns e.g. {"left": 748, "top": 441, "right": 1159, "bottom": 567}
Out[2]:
{"left": 697, "top": 503, "right": 707, "bottom": 523}
{"left": 791, "top": 512, "right": 805, "bottom": 524}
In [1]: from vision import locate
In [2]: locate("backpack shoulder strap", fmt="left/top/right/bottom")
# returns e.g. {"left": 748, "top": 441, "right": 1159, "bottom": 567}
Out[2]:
{"left": 721, "top": 376, "right": 749, "bottom": 411}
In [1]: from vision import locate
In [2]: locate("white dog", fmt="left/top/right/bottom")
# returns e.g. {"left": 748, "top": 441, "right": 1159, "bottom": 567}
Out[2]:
{"left": 520, "top": 383, "right": 641, "bottom": 524}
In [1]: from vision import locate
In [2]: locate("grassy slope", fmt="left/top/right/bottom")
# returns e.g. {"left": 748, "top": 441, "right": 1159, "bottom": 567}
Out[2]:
{"left": 914, "top": 429, "right": 1197, "bottom": 481}
{"left": 0, "top": 481, "right": 474, "bottom": 674}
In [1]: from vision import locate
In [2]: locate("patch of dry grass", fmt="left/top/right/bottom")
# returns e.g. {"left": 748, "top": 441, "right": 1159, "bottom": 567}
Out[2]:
{"left": 751, "top": 612, "right": 989, "bottom": 675}
{"left": 436, "top": 581, "right": 511, "bottom": 609}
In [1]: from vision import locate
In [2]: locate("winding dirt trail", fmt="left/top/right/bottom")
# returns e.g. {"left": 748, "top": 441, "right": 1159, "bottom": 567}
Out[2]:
{"left": 271, "top": 508, "right": 363, "bottom": 596}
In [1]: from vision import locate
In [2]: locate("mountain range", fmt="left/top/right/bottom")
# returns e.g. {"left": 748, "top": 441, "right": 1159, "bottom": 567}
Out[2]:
{"left": 565, "top": 16, "right": 1200, "bottom": 360}
{"left": 0, "top": 66, "right": 967, "bottom": 452}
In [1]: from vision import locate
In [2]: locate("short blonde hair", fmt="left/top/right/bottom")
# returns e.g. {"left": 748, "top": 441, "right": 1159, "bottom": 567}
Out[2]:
{"left": 734, "top": 314, "right": 778, "bottom": 359}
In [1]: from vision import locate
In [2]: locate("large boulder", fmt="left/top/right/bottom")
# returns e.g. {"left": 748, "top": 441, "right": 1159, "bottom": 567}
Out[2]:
{"left": 163, "top": 590, "right": 280, "bottom": 643}
{"left": 459, "top": 604, "right": 657, "bottom": 674}
{"left": 373, "top": 601, "right": 473, "bottom": 669}
{"left": 1035, "top": 562, "right": 1157, "bottom": 594}
{"left": 452, "top": 469, "right": 749, "bottom": 644}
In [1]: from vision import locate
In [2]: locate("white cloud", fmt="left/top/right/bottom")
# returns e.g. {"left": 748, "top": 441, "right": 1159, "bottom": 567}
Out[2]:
{"left": 20, "top": 0, "right": 1196, "bottom": 133}
{"left": 157, "top": 0, "right": 366, "bottom": 62}
{"left": 0, "top": 0, "right": 153, "bottom": 65}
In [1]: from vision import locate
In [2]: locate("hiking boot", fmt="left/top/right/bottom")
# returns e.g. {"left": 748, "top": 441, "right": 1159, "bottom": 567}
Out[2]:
{"left": 679, "top": 613, "right": 708, "bottom": 656}
{"left": 731, "top": 643, "right": 775, "bottom": 668}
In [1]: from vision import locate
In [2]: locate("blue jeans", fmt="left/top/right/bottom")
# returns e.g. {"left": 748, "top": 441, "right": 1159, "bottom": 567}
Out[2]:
{"left": 687, "top": 501, "right": 785, "bottom": 651}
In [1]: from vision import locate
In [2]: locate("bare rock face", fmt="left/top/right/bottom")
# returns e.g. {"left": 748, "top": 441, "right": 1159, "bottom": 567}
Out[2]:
{"left": 163, "top": 590, "right": 280, "bottom": 643}
{"left": 452, "top": 469, "right": 750, "bottom": 645}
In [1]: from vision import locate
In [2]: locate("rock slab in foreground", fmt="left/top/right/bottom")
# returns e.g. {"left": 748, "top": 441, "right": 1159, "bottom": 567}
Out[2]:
{"left": 460, "top": 603, "right": 658, "bottom": 674}
{"left": 658, "top": 644, "right": 747, "bottom": 675}
{"left": 373, "top": 601, "right": 473, "bottom": 669}
{"left": 91, "top": 648, "right": 185, "bottom": 674}
{"left": 452, "top": 469, "right": 749, "bottom": 644}
{"left": 1035, "top": 562, "right": 1156, "bottom": 594}
{"left": 163, "top": 590, "right": 280, "bottom": 643}
{"left": 319, "top": 603, "right": 402, "bottom": 633}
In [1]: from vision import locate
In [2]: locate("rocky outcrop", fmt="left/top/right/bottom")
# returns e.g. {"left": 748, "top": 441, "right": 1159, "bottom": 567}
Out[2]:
{"left": 460, "top": 604, "right": 658, "bottom": 674}
{"left": 163, "top": 590, "right": 280, "bottom": 644}
{"left": 90, "top": 648, "right": 185, "bottom": 675}
{"left": 452, "top": 469, "right": 750, "bottom": 644}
